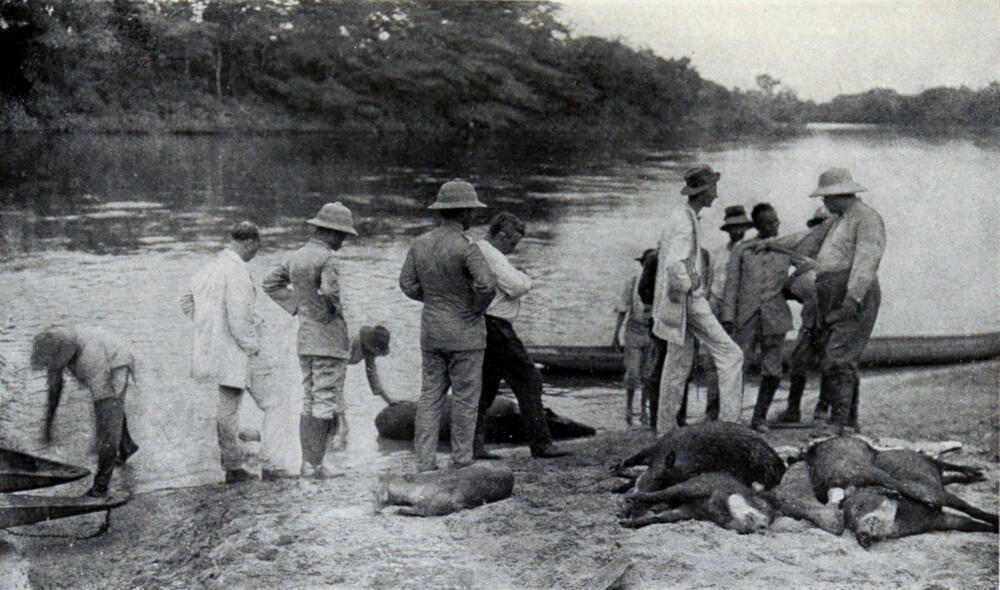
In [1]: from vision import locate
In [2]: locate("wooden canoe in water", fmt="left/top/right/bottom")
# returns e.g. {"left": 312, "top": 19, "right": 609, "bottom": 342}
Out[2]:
{"left": 1, "top": 493, "right": 128, "bottom": 528}
{"left": 527, "top": 332, "right": 1000, "bottom": 375}
{"left": 0, "top": 448, "right": 90, "bottom": 493}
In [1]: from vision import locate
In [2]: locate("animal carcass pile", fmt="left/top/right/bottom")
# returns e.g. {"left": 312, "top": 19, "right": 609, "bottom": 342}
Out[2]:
{"left": 610, "top": 423, "right": 997, "bottom": 546}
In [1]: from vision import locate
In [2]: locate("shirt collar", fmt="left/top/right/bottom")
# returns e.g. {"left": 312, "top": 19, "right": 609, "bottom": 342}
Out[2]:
{"left": 222, "top": 247, "right": 246, "bottom": 267}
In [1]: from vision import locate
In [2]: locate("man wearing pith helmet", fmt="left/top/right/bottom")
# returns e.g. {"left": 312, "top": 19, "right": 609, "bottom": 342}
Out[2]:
{"left": 399, "top": 180, "right": 497, "bottom": 472}
{"left": 758, "top": 168, "right": 885, "bottom": 434}
{"left": 651, "top": 164, "right": 745, "bottom": 435}
{"left": 263, "top": 202, "right": 358, "bottom": 479}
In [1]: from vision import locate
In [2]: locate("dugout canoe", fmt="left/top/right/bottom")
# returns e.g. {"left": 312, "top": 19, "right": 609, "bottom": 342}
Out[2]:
{"left": 0, "top": 448, "right": 90, "bottom": 493}
{"left": 527, "top": 332, "right": 1000, "bottom": 375}
{"left": 1, "top": 493, "right": 128, "bottom": 529}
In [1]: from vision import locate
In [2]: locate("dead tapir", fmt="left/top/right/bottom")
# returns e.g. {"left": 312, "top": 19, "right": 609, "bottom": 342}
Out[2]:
{"left": 375, "top": 463, "right": 515, "bottom": 517}
{"left": 611, "top": 422, "right": 786, "bottom": 496}
{"left": 761, "top": 460, "right": 845, "bottom": 535}
{"left": 841, "top": 449, "right": 997, "bottom": 547}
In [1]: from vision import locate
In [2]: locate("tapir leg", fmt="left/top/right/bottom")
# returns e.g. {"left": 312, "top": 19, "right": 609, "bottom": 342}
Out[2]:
{"left": 941, "top": 473, "right": 986, "bottom": 485}
{"left": 620, "top": 506, "right": 696, "bottom": 529}
{"left": 627, "top": 477, "right": 710, "bottom": 506}
{"left": 928, "top": 512, "right": 998, "bottom": 534}
{"left": 942, "top": 492, "right": 999, "bottom": 527}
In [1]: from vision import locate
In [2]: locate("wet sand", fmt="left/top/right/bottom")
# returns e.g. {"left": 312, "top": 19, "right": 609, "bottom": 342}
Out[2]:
{"left": 1, "top": 360, "right": 996, "bottom": 590}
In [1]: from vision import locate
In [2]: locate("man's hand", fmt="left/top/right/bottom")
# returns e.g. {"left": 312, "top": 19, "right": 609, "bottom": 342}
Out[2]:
{"left": 826, "top": 298, "right": 859, "bottom": 324}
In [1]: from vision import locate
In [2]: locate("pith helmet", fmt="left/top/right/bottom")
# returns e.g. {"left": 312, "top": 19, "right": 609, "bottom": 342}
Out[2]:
{"left": 428, "top": 180, "right": 486, "bottom": 210}
{"left": 720, "top": 205, "right": 754, "bottom": 231}
{"left": 307, "top": 202, "right": 358, "bottom": 235}
{"left": 809, "top": 168, "right": 867, "bottom": 198}
{"left": 681, "top": 165, "right": 721, "bottom": 196}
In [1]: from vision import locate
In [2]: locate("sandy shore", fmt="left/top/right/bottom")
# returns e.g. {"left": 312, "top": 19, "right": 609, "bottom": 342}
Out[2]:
{"left": 2, "top": 360, "right": 997, "bottom": 590}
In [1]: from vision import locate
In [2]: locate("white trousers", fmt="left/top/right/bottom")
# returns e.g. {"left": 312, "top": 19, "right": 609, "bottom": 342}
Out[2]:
{"left": 658, "top": 295, "right": 744, "bottom": 433}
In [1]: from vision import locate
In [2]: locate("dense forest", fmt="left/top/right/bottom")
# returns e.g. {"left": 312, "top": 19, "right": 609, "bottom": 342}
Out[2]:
{"left": 1, "top": 0, "right": 996, "bottom": 153}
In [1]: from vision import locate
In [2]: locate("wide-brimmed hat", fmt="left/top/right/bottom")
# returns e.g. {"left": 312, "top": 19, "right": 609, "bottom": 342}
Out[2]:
{"left": 681, "top": 165, "right": 721, "bottom": 196}
{"left": 307, "top": 202, "right": 358, "bottom": 235}
{"left": 635, "top": 247, "right": 657, "bottom": 262}
{"left": 720, "top": 205, "right": 754, "bottom": 231}
{"left": 359, "top": 325, "right": 391, "bottom": 356}
{"left": 30, "top": 327, "right": 78, "bottom": 371}
{"left": 809, "top": 168, "right": 867, "bottom": 197}
{"left": 428, "top": 180, "right": 487, "bottom": 210}
{"left": 807, "top": 206, "right": 832, "bottom": 227}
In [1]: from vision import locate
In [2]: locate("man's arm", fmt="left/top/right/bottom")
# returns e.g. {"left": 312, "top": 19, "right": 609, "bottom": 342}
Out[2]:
{"left": 720, "top": 243, "right": 746, "bottom": 328}
{"left": 224, "top": 272, "right": 260, "bottom": 356}
{"left": 663, "top": 211, "right": 694, "bottom": 300}
{"left": 845, "top": 211, "right": 886, "bottom": 305}
{"left": 363, "top": 356, "right": 395, "bottom": 404}
{"left": 464, "top": 242, "right": 497, "bottom": 313}
{"left": 398, "top": 248, "right": 423, "bottom": 301}
{"left": 761, "top": 218, "right": 833, "bottom": 258}
{"left": 483, "top": 244, "right": 532, "bottom": 298}
{"left": 44, "top": 369, "right": 64, "bottom": 442}
{"left": 318, "top": 257, "right": 342, "bottom": 317}
{"left": 262, "top": 261, "right": 297, "bottom": 315}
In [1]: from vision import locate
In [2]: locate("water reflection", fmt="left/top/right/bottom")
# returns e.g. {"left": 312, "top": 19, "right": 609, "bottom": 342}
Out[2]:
{"left": 0, "top": 127, "right": 996, "bottom": 493}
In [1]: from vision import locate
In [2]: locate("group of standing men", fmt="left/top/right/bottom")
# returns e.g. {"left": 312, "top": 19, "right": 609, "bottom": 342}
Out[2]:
{"left": 619, "top": 164, "right": 885, "bottom": 437}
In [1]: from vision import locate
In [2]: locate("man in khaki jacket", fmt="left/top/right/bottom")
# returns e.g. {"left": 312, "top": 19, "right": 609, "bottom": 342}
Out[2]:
{"left": 399, "top": 180, "right": 496, "bottom": 471}
{"left": 651, "top": 165, "right": 744, "bottom": 434}
{"left": 263, "top": 203, "right": 357, "bottom": 478}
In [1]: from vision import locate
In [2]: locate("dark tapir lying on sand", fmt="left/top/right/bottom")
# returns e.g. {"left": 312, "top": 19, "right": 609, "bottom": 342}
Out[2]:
{"left": 834, "top": 444, "right": 998, "bottom": 547}
{"left": 611, "top": 422, "right": 786, "bottom": 497}
{"left": 376, "top": 463, "right": 515, "bottom": 516}
{"left": 375, "top": 397, "right": 596, "bottom": 444}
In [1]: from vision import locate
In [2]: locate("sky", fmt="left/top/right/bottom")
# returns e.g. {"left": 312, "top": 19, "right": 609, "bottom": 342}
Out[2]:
{"left": 556, "top": 0, "right": 1000, "bottom": 102}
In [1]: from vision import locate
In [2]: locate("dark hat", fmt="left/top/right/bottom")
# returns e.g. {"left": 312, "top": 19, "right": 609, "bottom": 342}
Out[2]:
{"left": 720, "top": 205, "right": 753, "bottom": 231}
{"left": 635, "top": 247, "right": 657, "bottom": 262}
{"left": 359, "top": 325, "right": 391, "bottom": 356}
{"left": 681, "top": 164, "right": 721, "bottom": 196}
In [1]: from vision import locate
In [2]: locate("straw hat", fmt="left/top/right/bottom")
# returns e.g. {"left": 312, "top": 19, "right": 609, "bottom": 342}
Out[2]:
{"left": 720, "top": 205, "right": 754, "bottom": 231}
{"left": 809, "top": 168, "right": 867, "bottom": 197}
{"left": 428, "top": 180, "right": 486, "bottom": 210}
{"left": 307, "top": 202, "right": 358, "bottom": 235}
{"left": 681, "top": 165, "right": 721, "bottom": 196}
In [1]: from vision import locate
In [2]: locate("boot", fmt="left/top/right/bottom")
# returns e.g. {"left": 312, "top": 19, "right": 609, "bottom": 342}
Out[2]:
{"left": 299, "top": 414, "right": 317, "bottom": 471}
{"left": 310, "top": 418, "right": 335, "bottom": 478}
{"left": 829, "top": 373, "right": 856, "bottom": 430}
{"left": 848, "top": 375, "right": 861, "bottom": 431}
{"left": 777, "top": 374, "right": 806, "bottom": 423}
{"left": 750, "top": 376, "right": 781, "bottom": 431}
{"left": 812, "top": 375, "right": 833, "bottom": 423}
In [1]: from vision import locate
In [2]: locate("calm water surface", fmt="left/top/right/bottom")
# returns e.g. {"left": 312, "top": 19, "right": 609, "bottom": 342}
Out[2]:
{"left": 0, "top": 126, "right": 996, "bottom": 492}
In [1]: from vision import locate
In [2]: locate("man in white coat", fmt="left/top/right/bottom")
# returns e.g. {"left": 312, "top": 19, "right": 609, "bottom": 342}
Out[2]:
{"left": 181, "top": 221, "right": 295, "bottom": 483}
{"left": 652, "top": 165, "right": 744, "bottom": 434}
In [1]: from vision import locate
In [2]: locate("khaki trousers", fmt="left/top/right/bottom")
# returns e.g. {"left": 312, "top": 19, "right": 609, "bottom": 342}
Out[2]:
{"left": 657, "top": 295, "right": 744, "bottom": 433}
{"left": 415, "top": 348, "right": 484, "bottom": 471}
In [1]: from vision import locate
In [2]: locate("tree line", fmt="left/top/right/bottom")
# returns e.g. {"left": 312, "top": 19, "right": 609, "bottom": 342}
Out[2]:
{"left": 1, "top": 1, "right": 995, "bottom": 152}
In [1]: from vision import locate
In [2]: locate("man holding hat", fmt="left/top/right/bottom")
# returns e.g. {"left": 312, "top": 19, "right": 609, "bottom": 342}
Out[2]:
{"left": 399, "top": 180, "right": 496, "bottom": 471}
{"left": 651, "top": 165, "right": 744, "bottom": 435}
{"left": 263, "top": 202, "right": 358, "bottom": 478}
{"left": 757, "top": 168, "right": 885, "bottom": 433}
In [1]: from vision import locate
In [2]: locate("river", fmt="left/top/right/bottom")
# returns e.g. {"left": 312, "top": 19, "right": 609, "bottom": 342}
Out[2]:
{"left": 0, "top": 125, "right": 997, "bottom": 493}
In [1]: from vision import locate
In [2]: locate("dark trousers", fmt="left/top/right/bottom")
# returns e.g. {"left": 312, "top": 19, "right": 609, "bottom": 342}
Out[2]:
{"left": 817, "top": 271, "right": 880, "bottom": 427}
{"left": 476, "top": 316, "right": 552, "bottom": 453}
{"left": 646, "top": 335, "right": 715, "bottom": 430}
{"left": 92, "top": 397, "right": 137, "bottom": 491}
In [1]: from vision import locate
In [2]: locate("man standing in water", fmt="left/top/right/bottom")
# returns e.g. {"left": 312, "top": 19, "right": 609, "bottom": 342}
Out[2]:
{"left": 263, "top": 203, "right": 358, "bottom": 479}
{"left": 758, "top": 168, "right": 885, "bottom": 434}
{"left": 30, "top": 325, "right": 140, "bottom": 497}
{"left": 651, "top": 165, "right": 744, "bottom": 434}
{"left": 473, "top": 212, "right": 566, "bottom": 459}
{"left": 399, "top": 180, "right": 496, "bottom": 471}
{"left": 182, "top": 221, "right": 295, "bottom": 483}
